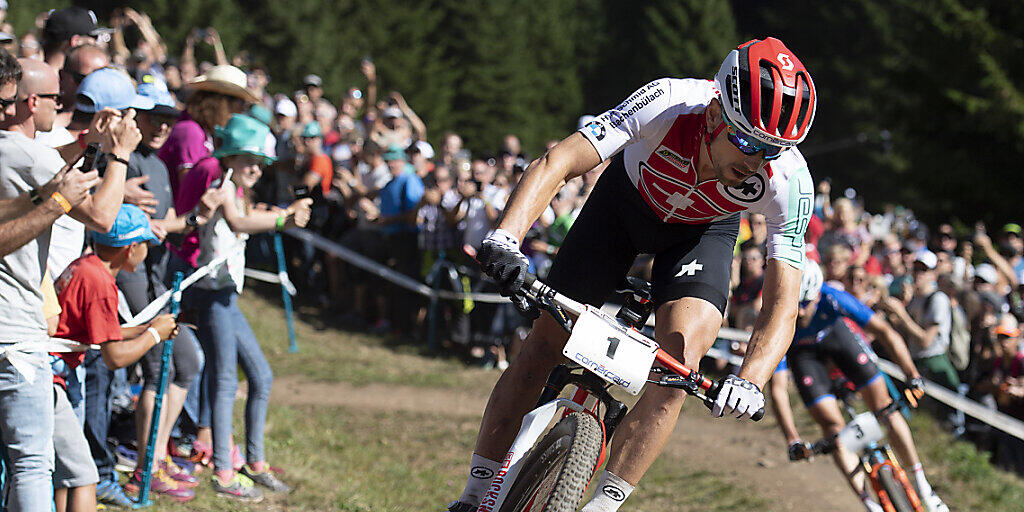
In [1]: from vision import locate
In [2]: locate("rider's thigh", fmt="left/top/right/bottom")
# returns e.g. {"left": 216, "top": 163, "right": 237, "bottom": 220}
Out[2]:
{"left": 653, "top": 297, "right": 723, "bottom": 367}
{"left": 859, "top": 375, "right": 895, "bottom": 413}
{"left": 806, "top": 396, "right": 847, "bottom": 435}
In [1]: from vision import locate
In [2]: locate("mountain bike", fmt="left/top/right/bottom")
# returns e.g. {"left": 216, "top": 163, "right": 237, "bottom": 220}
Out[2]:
{"left": 480, "top": 275, "right": 764, "bottom": 512}
{"left": 805, "top": 378, "right": 924, "bottom": 512}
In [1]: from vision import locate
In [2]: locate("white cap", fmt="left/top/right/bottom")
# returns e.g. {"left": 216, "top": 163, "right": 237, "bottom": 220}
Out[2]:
{"left": 414, "top": 140, "right": 435, "bottom": 160}
{"left": 975, "top": 263, "right": 999, "bottom": 285}
{"left": 382, "top": 106, "right": 403, "bottom": 119}
{"left": 275, "top": 97, "right": 297, "bottom": 117}
{"left": 914, "top": 250, "right": 937, "bottom": 270}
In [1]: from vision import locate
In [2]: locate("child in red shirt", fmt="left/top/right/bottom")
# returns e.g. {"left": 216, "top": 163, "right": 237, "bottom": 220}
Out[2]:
{"left": 51, "top": 204, "right": 181, "bottom": 509}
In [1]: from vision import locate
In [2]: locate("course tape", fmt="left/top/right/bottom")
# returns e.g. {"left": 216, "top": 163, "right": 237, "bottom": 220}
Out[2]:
{"left": 284, "top": 228, "right": 507, "bottom": 303}
{"left": 123, "top": 244, "right": 244, "bottom": 327}
{"left": 283, "top": 228, "right": 1024, "bottom": 440}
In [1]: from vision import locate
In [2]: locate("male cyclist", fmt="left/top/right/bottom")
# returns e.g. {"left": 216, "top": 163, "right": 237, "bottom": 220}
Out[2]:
{"left": 447, "top": 37, "right": 815, "bottom": 512}
{"left": 769, "top": 261, "right": 947, "bottom": 512}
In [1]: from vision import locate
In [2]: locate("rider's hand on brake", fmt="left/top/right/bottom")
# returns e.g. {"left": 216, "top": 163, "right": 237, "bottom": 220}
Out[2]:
{"left": 906, "top": 377, "right": 925, "bottom": 406}
{"left": 788, "top": 441, "right": 812, "bottom": 461}
{"left": 479, "top": 229, "right": 530, "bottom": 296}
{"left": 711, "top": 374, "right": 765, "bottom": 420}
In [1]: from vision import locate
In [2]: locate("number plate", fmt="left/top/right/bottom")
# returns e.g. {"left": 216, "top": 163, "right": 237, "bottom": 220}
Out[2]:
{"left": 837, "top": 412, "right": 883, "bottom": 454}
{"left": 562, "top": 307, "right": 659, "bottom": 395}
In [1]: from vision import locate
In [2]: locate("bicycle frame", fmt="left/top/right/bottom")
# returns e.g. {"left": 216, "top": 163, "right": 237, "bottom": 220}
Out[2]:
{"left": 811, "top": 383, "right": 924, "bottom": 512}
{"left": 475, "top": 277, "right": 738, "bottom": 512}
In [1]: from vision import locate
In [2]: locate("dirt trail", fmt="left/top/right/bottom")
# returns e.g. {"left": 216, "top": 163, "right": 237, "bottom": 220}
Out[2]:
{"left": 272, "top": 376, "right": 860, "bottom": 511}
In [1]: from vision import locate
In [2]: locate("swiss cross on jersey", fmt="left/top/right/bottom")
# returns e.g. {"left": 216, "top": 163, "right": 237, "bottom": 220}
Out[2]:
{"left": 628, "top": 113, "right": 769, "bottom": 224}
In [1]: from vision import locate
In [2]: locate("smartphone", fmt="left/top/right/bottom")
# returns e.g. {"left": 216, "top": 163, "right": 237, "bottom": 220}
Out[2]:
{"left": 210, "top": 168, "right": 233, "bottom": 189}
{"left": 293, "top": 185, "right": 311, "bottom": 201}
{"left": 81, "top": 143, "right": 100, "bottom": 172}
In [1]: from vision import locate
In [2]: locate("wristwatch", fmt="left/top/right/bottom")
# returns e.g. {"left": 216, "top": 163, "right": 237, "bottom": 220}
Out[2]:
{"left": 185, "top": 212, "right": 200, "bottom": 229}
{"left": 29, "top": 188, "right": 43, "bottom": 205}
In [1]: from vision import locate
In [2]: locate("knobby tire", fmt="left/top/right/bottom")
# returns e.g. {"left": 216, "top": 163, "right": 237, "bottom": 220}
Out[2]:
{"left": 499, "top": 411, "right": 603, "bottom": 512}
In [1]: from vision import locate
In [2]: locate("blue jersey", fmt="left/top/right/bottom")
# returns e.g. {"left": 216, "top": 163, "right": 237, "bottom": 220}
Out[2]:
{"left": 793, "top": 284, "right": 875, "bottom": 344}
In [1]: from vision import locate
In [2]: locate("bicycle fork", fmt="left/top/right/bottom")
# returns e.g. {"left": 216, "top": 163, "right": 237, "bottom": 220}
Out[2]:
{"left": 865, "top": 446, "right": 924, "bottom": 512}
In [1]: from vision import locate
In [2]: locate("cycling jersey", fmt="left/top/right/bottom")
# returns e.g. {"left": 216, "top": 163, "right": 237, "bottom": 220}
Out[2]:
{"left": 579, "top": 78, "right": 813, "bottom": 269}
{"left": 793, "top": 283, "right": 875, "bottom": 344}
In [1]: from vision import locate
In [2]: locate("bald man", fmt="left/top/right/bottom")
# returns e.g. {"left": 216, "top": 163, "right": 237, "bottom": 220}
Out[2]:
{"left": 54, "top": 44, "right": 109, "bottom": 132}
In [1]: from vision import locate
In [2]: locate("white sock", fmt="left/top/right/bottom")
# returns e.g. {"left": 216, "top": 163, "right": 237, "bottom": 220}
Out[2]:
{"left": 458, "top": 454, "right": 502, "bottom": 506}
{"left": 910, "top": 463, "right": 933, "bottom": 497}
{"left": 580, "top": 471, "right": 634, "bottom": 512}
{"left": 861, "top": 496, "right": 884, "bottom": 512}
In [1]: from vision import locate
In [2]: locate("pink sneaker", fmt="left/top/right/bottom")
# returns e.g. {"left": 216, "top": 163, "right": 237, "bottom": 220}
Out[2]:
{"left": 125, "top": 469, "right": 195, "bottom": 502}
{"left": 161, "top": 456, "right": 199, "bottom": 488}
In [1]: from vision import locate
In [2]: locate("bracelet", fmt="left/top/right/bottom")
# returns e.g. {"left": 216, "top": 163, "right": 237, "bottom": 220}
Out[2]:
{"left": 146, "top": 327, "right": 161, "bottom": 343}
{"left": 275, "top": 215, "right": 286, "bottom": 230}
{"left": 107, "top": 154, "right": 130, "bottom": 167}
{"left": 50, "top": 192, "right": 72, "bottom": 213}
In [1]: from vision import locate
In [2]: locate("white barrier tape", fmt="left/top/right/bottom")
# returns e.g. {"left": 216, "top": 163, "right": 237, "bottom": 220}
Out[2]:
{"left": 123, "top": 244, "right": 244, "bottom": 327}
{"left": 0, "top": 338, "right": 97, "bottom": 383}
{"left": 285, "top": 228, "right": 507, "bottom": 303}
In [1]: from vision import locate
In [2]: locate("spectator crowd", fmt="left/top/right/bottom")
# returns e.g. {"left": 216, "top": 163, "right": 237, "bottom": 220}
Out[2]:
{"left": 0, "top": 4, "right": 1022, "bottom": 511}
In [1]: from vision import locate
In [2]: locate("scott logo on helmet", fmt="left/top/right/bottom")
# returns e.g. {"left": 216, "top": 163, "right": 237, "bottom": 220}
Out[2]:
{"left": 777, "top": 53, "right": 794, "bottom": 71}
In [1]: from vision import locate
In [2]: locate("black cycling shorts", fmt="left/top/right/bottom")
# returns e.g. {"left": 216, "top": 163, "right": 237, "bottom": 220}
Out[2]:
{"left": 546, "top": 154, "right": 739, "bottom": 313}
{"left": 787, "top": 318, "right": 882, "bottom": 407}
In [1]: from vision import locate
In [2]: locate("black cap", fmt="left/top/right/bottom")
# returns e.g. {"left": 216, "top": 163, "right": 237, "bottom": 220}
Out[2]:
{"left": 44, "top": 7, "right": 111, "bottom": 42}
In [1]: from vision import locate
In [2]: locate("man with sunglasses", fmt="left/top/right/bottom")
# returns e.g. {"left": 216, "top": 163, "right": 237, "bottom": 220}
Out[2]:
{"left": 450, "top": 37, "right": 817, "bottom": 512}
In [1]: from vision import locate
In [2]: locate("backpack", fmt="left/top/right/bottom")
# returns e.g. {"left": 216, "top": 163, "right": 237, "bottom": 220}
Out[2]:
{"left": 947, "top": 300, "right": 971, "bottom": 371}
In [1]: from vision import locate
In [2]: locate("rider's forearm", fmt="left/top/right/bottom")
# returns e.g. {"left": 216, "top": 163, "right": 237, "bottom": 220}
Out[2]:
{"left": 737, "top": 259, "right": 800, "bottom": 389}
{"left": 867, "top": 316, "right": 920, "bottom": 379}
{"left": 496, "top": 132, "right": 600, "bottom": 241}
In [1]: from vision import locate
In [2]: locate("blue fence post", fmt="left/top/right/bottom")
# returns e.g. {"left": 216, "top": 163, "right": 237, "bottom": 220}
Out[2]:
{"left": 134, "top": 271, "right": 183, "bottom": 508}
{"left": 274, "top": 232, "right": 299, "bottom": 353}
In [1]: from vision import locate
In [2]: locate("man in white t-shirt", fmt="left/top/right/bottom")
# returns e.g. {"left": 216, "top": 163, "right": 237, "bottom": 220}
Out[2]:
{"left": 0, "top": 55, "right": 139, "bottom": 510}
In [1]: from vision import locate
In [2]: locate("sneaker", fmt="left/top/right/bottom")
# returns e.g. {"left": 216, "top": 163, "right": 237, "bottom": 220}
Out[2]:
{"left": 114, "top": 446, "right": 137, "bottom": 474}
{"left": 95, "top": 479, "right": 134, "bottom": 508}
{"left": 212, "top": 472, "right": 264, "bottom": 502}
{"left": 189, "top": 440, "right": 212, "bottom": 467}
{"left": 446, "top": 501, "right": 476, "bottom": 512}
{"left": 161, "top": 456, "right": 199, "bottom": 488}
{"left": 125, "top": 469, "right": 195, "bottom": 503}
{"left": 240, "top": 464, "right": 291, "bottom": 493}
{"left": 922, "top": 492, "right": 949, "bottom": 512}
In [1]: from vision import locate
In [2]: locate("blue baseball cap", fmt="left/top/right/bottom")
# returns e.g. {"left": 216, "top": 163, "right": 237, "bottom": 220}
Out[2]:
{"left": 76, "top": 67, "right": 155, "bottom": 113}
{"left": 91, "top": 204, "right": 158, "bottom": 248}
{"left": 136, "top": 76, "right": 180, "bottom": 117}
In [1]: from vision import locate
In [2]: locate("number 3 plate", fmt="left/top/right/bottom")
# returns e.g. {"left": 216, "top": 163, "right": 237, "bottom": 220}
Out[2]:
{"left": 562, "top": 307, "right": 659, "bottom": 396}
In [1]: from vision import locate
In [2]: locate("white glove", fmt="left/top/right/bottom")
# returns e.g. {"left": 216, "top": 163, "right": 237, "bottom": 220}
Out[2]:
{"left": 711, "top": 374, "right": 765, "bottom": 420}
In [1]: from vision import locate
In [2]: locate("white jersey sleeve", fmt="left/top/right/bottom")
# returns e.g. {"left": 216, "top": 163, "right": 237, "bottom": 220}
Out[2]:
{"left": 751, "top": 148, "right": 814, "bottom": 269}
{"left": 579, "top": 78, "right": 713, "bottom": 161}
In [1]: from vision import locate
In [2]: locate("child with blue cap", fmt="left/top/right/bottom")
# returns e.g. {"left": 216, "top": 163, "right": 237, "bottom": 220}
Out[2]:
{"left": 51, "top": 204, "right": 182, "bottom": 508}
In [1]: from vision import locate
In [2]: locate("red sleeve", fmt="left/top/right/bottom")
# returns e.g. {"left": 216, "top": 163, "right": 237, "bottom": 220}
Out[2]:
{"left": 82, "top": 295, "right": 122, "bottom": 345}
{"left": 311, "top": 155, "right": 333, "bottom": 194}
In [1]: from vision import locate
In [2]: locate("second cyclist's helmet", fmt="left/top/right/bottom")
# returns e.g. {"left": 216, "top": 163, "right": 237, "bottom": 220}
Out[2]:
{"left": 715, "top": 37, "right": 816, "bottom": 147}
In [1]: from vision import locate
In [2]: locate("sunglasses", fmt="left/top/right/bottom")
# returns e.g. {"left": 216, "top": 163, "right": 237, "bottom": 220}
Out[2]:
{"left": 31, "top": 93, "right": 62, "bottom": 106}
{"left": 722, "top": 115, "right": 786, "bottom": 161}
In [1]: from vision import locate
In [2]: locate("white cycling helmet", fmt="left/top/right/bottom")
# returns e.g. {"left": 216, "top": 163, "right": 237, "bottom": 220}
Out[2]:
{"left": 798, "top": 260, "right": 824, "bottom": 303}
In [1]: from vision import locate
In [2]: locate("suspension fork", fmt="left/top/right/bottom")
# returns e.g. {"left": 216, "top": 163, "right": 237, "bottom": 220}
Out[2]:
{"left": 537, "top": 365, "right": 629, "bottom": 439}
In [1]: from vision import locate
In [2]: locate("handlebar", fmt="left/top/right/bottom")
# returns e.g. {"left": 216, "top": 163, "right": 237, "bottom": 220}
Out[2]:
{"left": 517, "top": 272, "right": 764, "bottom": 421}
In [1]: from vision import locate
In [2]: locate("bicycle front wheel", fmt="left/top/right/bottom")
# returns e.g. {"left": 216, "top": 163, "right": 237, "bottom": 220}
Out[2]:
{"left": 499, "top": 411, "right": 603, "bottom": 512}
{"left": 876, "top": 464, "right": 918, "bottom": 512}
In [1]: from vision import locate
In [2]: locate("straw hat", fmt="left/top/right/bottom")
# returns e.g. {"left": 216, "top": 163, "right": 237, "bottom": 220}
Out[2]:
{"left": 187, "top": 65, "right": 260, "bottom": 104}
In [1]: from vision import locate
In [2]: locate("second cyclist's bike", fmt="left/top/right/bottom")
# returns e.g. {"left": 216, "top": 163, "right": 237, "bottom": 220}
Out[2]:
{"left": 480, "top": 275, "right": 764, "bottom": 512}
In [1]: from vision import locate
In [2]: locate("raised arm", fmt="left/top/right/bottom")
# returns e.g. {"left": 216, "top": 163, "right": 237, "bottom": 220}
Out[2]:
{"left": 68, "top": 111, "right": 142, "bottom": 231}
{"left": 863, "top": 314, "right": 921, "bottom": 380}
{"left": 0, "top": 160, "right": 100, "bottom": 256}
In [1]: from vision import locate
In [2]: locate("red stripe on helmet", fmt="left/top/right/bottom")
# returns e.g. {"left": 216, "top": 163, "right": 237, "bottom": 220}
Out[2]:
{"left": 767, "top": 67, "right": 785, "bottom": 136}
{"left": 787, "top": 78, "right": 805, "bottom": 139}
